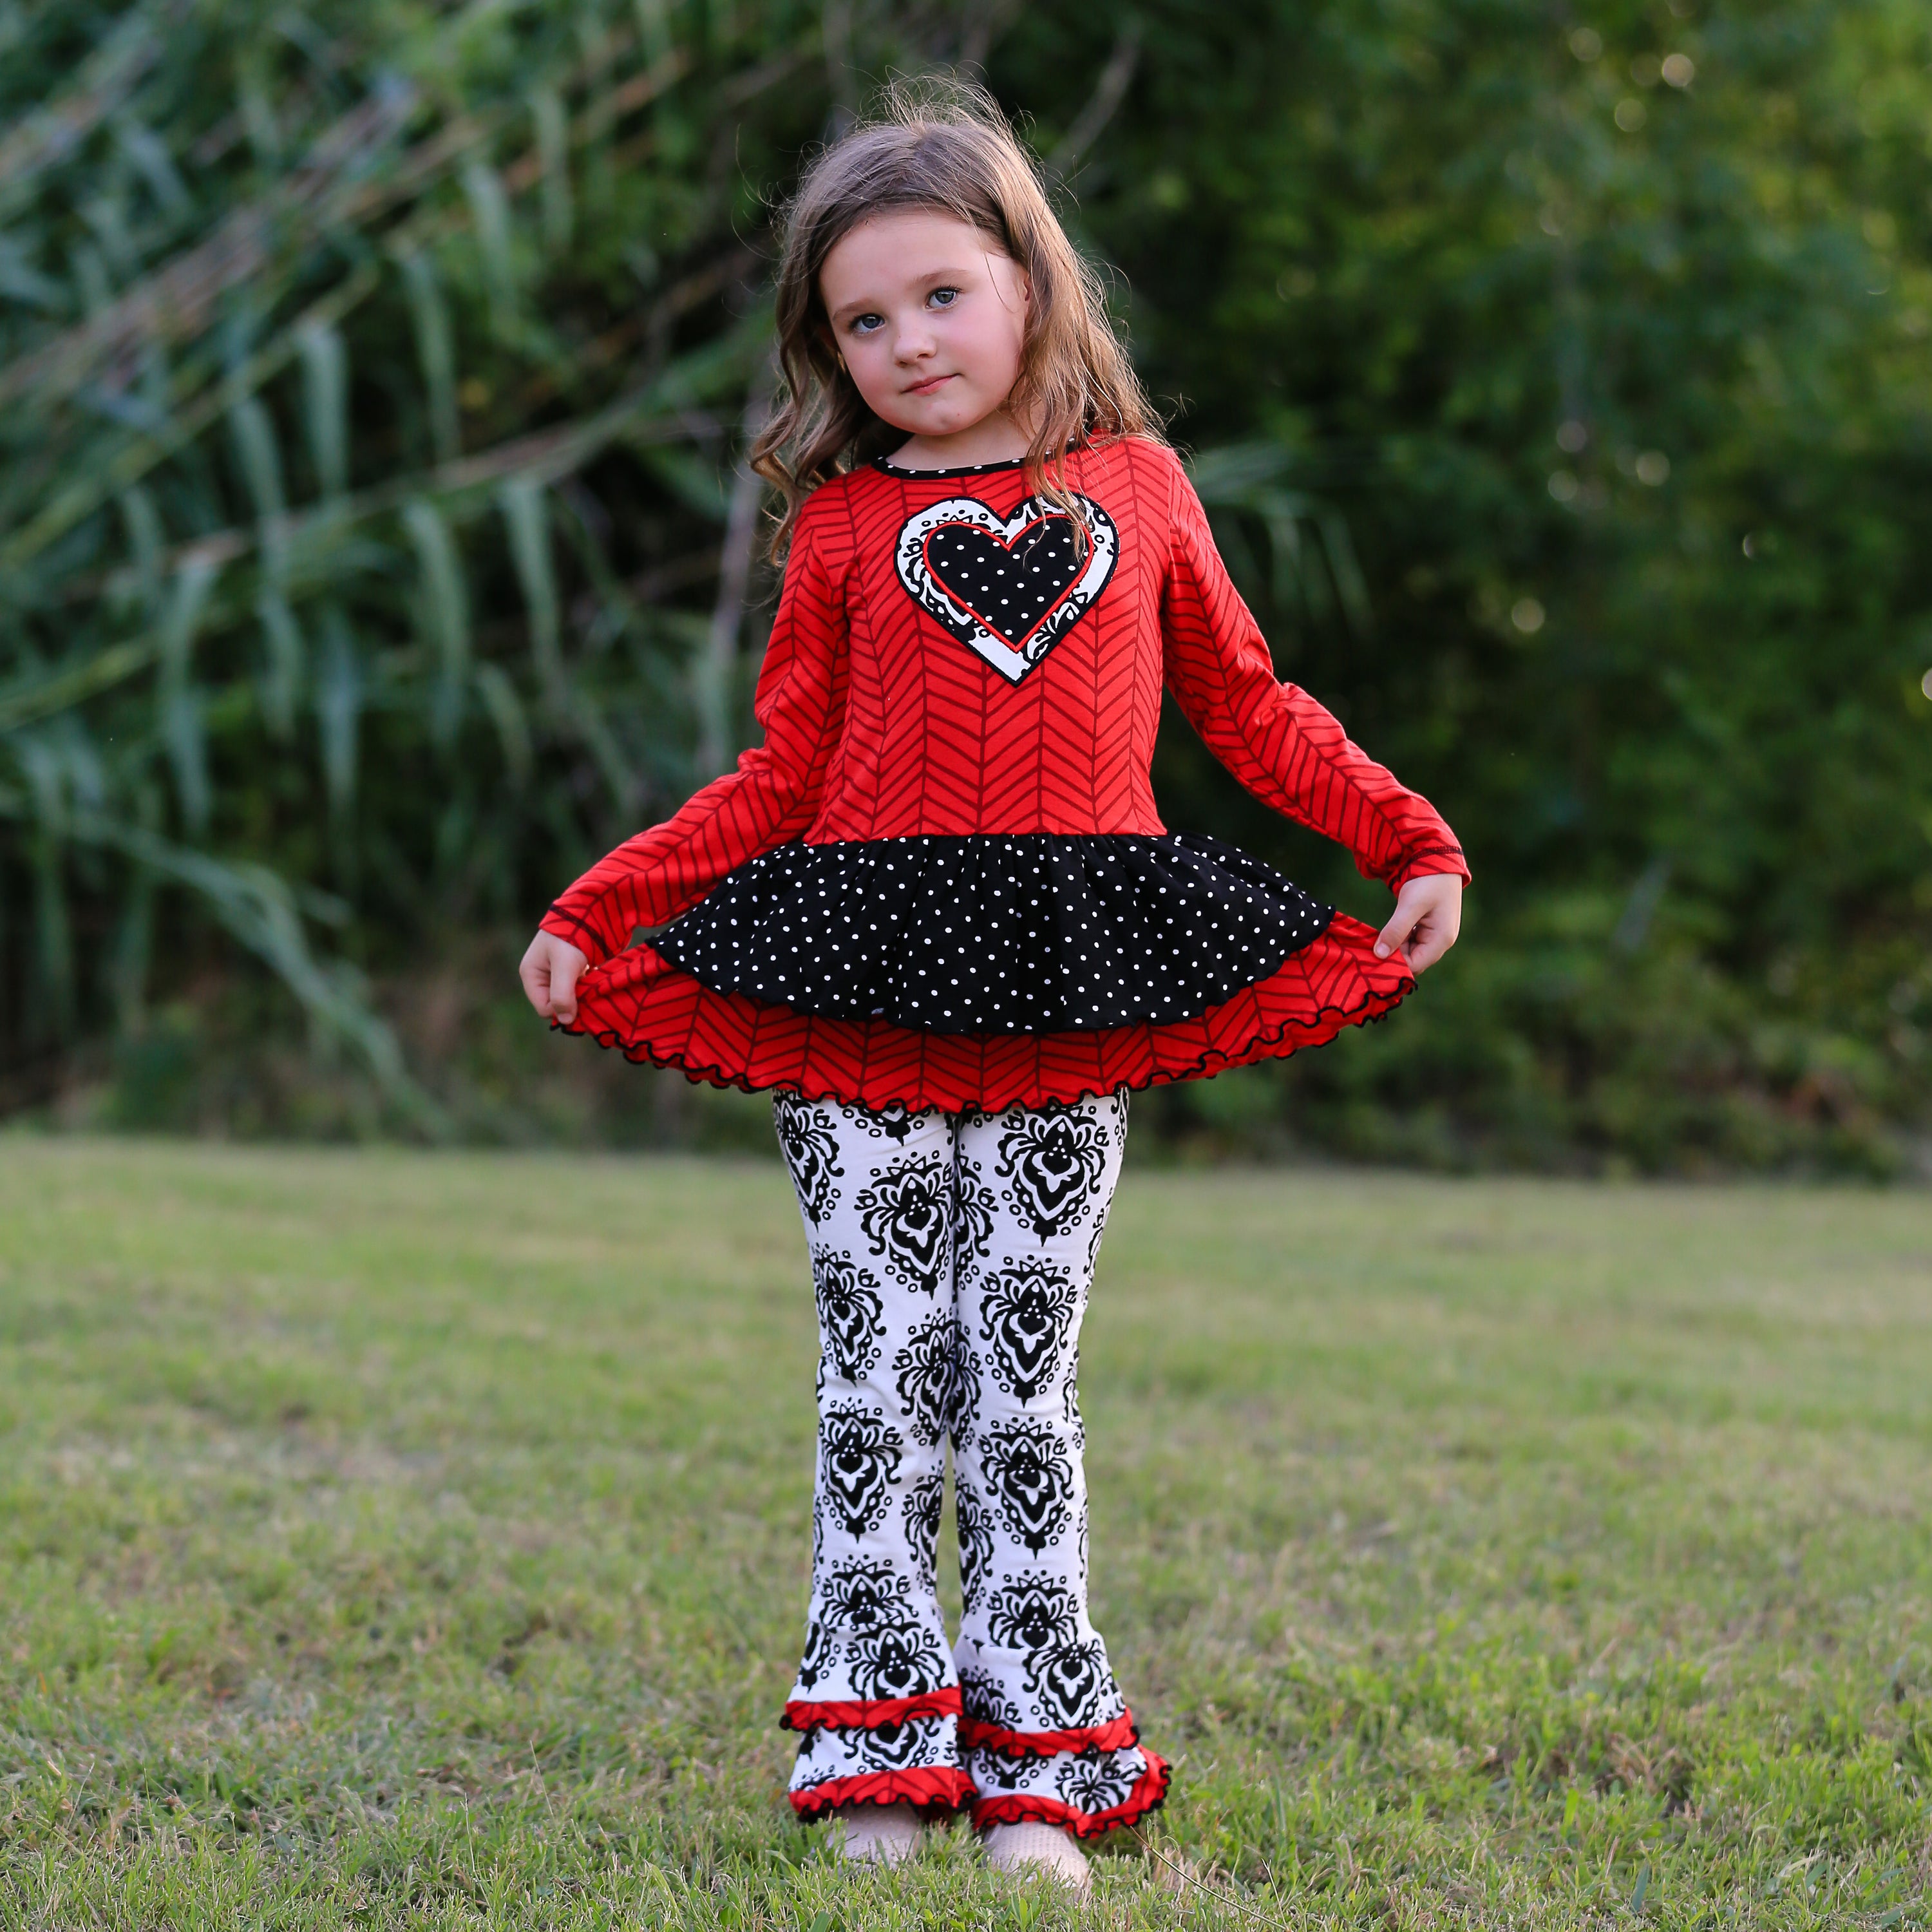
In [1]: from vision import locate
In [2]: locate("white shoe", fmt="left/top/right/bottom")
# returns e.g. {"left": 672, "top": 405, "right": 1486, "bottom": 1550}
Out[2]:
{"left": 983, "top": 1819, "right": 1092, "bottom": 1892}
{"left": 837, "top": 1801, "right": 923, "bottom": 1866}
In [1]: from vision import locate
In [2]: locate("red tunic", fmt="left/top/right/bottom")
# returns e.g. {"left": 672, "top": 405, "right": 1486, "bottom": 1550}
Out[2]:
{"left": 541, "top": 437, "right": 1467, "bottom": 1112}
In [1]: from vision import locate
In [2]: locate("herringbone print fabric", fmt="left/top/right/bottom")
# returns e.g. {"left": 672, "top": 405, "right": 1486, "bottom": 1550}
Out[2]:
{"left": 543, "top": 438, "right": 1467, "bottom": 1110}
{"left": 774, "top": 1091, "right": 1168, "bottom": 1839}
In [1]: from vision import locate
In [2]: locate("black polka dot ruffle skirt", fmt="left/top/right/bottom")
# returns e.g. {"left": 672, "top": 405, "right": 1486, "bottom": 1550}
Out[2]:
{"left": 648, "top": 833, "right": 1334, "bottom": 1034}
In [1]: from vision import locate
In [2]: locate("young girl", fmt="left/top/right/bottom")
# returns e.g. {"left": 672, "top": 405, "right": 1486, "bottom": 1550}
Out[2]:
{"left": 519, "top": 86, "right": 1466, "bottom": 1891}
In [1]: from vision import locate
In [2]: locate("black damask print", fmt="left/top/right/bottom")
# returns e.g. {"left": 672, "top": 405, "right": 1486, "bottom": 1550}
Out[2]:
{"left": 1056, "top": 1748, "right": 1138, "bottom": 1814}
{"left": 1084, "top": 1210, "right": 1110, "bottom": 1282}
{"left": 774, "top": 1092, "right": 843, "bottom": 1224}
{"left": 819, "top": 1402, "right": 902, "bottom": 1536}
{"left": 958, "top": 1663, "right": 1024, "bottom": 1730}
{"left": 819, "top": 1557, "right": 916, "bottom": 1634}
{"left": 954, "top": 1484, "right": 996, "bottom": 1611}
{"left": 1062, "top": 1351, "right": 1085, "bottom": 1454}
{"left": 795, "top": 1618, "right": 833, "bottom": 1692}
{"left": 853, "top": 1155, "right": 951, "bottom": 1293}
{"left": 902, "top": 1468, "right": 943, "bottom": 1582}
{"left": 812, "top": 1249, "right": 886, "bottom": 1382}
{"left": 949, "top": 1337, "right": 983, "bottom": 1448}
{"left": 969, "top": 1743, "right": 1033, "bottom": 1791}
{"left": 977, "top": 1258, "right": 1078, "bottom": 1403}
{"left": 1025, "top": 1636, "right": 1113, "bottom": 1728}
{"left": 786, "top": 1095, "right": 1153, "bottom": 1821}
{"left": 985, "top": 1575, "right": 1080, "bottom": 1652}
{"left": 978, "top": 1418, "right": 1075, "bottom": 1554}
{"left": 952, "top": 1163, "right": 998, "bottom": 1270}
{"left": 838, "top": 1718, "right": 936, "bottom": 1769}
{"left": 848, "top": 1623, "right": 948, "bottom": 1701}
{"left": 996, "top": 1108, "right": 1111, "bottom": 1241}
{"left": 891, "top": 1312, "right": 957, "bottom": 1447}
{"left": 855, "top": 1103, "right": 920, "bottom": 1144}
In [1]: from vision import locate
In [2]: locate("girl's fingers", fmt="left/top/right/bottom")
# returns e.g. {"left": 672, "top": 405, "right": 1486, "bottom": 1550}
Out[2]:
{"left": 1406, "top": 920, "right": 1449, "bottom": 974}
{"left": 551, "top": 955, "right": 581, "bottom": 1024}
{"left": 1374, "top": 902, "right": 1421, "bottom": 960}
{"left": 518, "top": 952, "right": 550, "bottom": 1015}
{"left": 1378, "top": 875, "right": 1464, "bottom": 971}
{"left": 518, "top": 934, "right": 587, "bottom": 1019}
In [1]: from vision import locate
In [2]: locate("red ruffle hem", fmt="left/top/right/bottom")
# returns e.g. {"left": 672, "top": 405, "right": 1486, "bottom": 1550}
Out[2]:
{"left": 971, "top": 1750, "right": 1172, "bottom": 1839}
{"left": 957, "top": 1709, "right": 1141, "bottom": 1756}
{"left": 790, "top": 1766, "right": 978, "bottom": 1823}
{"left": 556, "top": 912, "right": 1413, "bottom": 1114}
{"left": 781, "top": 1686, "right": 963, "bottom": 1730}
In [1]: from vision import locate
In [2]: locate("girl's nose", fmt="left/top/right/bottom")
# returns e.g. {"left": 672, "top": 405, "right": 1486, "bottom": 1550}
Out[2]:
{"left": 893, "top": 320, "right": 936, "bottom": 363}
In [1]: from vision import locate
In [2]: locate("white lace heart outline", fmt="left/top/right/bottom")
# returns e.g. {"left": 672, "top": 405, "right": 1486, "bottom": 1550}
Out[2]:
{"left": 893, "top": 493, "right": 1119, "bottom": 684}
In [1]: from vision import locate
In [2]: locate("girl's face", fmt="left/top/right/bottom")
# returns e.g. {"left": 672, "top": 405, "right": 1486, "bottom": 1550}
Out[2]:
{"left": 819, "top": 210, "right": 1031, "bottom": 443}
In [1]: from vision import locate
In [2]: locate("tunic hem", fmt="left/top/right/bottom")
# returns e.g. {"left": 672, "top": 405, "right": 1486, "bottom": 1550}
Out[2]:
{"left": 553, "top": 911, "right": 1414, "bottom": 1115}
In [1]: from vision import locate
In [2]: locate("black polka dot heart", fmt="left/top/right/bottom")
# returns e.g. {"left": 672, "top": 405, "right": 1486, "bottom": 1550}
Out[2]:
{"left": 924, "top": 518, "right": 1086, "bottom": 650}
{"left": 893, "top": 494, "right": 1121, "bottom": 684}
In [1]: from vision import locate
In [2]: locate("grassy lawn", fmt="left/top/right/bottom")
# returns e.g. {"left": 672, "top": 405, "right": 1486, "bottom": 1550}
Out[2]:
{"left": 0, "top": 1137, "right": 1929, "bottom": 1929}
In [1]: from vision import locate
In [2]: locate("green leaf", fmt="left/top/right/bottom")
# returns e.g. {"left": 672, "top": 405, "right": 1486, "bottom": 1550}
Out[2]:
{"left": 403, "top": 498, "right": 471, "bottom": 746}
{"left": 495, "top": 476, "right": 562, "bottom": 703}
{"left": 0, "top": 234, "right": 68, "bottom": 312}
{"left": 298, "top": 320, "right": 349, "bottom": 500}
{"left": 60, "top": 800, "right": 428, "bottom": 1117}
{"left": 460, "top": 158, "right": 518, "bottom": 335}
{"left": 118, "top": 485, "right": 162, "bottom": 616}
{"left": 474, "top": 662, "right": 531, "bottom": 788}
{"left": 399, "top": 249, "right": 460, "bottom": 464}
{"left": 634, "top": 0, "right": 674, "bottom": 63}
{"left": 115, "top": 118, "right": 191, "bottom": 220}
{"left": 158, "top": 553, "right": 220, "bottom": 695}
{"left": 157, "top": 554, "right": 220, "bottom": 834}
{"left": 162, "top": 684, "right": 209, "bottom": 836}
{"left": 531, "top": 87, "right": 572, "bottom": 252}
{"left": 315, "top": 603, "right": 363, "bottom": 818}
{"left": 229, "top": 394, "right": 288, "bottom": 521}
{"left": 256, "top": 592, "right": 305, "bottom": 741}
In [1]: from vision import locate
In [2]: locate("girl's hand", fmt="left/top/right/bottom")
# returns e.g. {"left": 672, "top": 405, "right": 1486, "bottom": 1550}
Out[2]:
{"left": 519, "top": 930, "right": 590, "bottom": 1024}
{"left": 1374, "top": 873, "right": 1463, "bottom": 974}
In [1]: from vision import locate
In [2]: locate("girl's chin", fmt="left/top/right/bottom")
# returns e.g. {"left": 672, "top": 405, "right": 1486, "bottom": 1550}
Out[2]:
{"left": 892, "top": 422, "right": 988, "bottom": 447}
{"left": 875, "top": 397, "right": 988, "bottom": 437}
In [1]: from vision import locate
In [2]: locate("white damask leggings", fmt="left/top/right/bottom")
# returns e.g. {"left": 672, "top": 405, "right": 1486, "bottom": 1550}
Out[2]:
{"left": 772, "top": 1088, "right": 1169, "bottom": 1838}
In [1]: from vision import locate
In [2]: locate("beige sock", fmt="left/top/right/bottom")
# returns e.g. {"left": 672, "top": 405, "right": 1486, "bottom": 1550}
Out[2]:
{"left": 983, "top": 1819, "right": 1092, "bottom": 1891}
{"left": 837, "top": 1801, "right": 923, "bottom": 1865}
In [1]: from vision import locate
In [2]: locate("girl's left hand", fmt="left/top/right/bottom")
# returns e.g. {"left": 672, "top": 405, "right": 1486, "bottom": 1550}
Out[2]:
{"left": 1374, "top": 873, "right": 1464, "bottom": 974}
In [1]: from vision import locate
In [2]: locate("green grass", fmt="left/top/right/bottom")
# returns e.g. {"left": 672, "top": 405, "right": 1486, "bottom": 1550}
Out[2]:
{"left": 1, "top": 1137, "right": 1929, "bottom": 1929}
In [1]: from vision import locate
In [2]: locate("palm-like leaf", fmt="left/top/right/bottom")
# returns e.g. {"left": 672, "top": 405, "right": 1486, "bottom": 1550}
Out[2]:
{"left": 0, "top": 0, "right": 987, "bottom": 1117}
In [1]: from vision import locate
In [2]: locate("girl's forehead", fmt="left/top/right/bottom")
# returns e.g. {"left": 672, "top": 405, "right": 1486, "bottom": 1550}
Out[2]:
{"left": 820, "top": 209, "right": 1007, "bottom": 292}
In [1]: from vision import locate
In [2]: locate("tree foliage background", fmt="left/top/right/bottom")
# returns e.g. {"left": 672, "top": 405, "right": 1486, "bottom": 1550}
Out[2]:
{"left": 1, "top": 0, "right": 1928, "bottom": 1171}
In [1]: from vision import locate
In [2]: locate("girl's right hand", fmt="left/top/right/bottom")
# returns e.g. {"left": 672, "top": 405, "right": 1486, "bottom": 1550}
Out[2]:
{"left": 519, "top": 930, "right": 590, "bottom": 1025}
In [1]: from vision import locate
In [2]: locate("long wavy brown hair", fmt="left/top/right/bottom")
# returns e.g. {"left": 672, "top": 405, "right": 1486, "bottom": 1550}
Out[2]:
{"left": 750, "top": 78, "right": 1159, "bottom": 561}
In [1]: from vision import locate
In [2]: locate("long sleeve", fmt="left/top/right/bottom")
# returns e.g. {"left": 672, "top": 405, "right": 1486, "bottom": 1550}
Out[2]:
{"left": 540, "top": 507, "right": 849, "bottom": 965}
{"left": 1159, "top": 456, "right": 1469, "bottom": 893}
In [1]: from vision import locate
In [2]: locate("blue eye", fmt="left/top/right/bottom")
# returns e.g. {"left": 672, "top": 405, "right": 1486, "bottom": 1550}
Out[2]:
{"left": 849, "top": 313, "right": 884, "bottom": 334}
{"left": 929, "top": 287, "right": 959, "bottom": 308}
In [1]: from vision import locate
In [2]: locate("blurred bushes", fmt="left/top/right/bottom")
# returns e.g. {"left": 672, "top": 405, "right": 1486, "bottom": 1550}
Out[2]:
{"left": 2, "top": 0, "right": 1929, "bottom": 1172}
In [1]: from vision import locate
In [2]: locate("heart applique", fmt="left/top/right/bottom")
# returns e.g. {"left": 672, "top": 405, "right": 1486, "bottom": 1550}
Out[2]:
{"left": 894, "top": 493, "right": 1119, "bottom": 683}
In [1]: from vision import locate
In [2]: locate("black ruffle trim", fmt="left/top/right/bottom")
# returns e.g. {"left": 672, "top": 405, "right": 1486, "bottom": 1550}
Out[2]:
{"left": 649, "top": 833, "right": 1334, "bottom": 1034}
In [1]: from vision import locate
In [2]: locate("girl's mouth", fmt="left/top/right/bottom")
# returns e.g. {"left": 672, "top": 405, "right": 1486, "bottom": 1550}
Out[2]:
{"left": 905, "top": 374, "right": 954, "bottom": 397}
